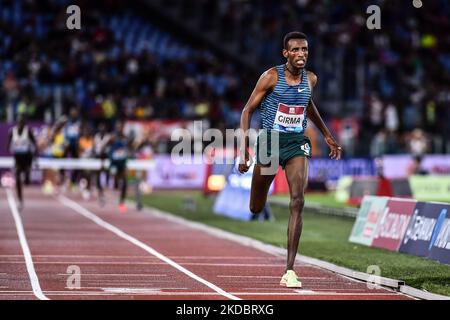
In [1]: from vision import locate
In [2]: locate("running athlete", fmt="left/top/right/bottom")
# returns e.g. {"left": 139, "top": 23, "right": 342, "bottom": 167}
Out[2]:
{"left": 93, "top": 122, "right": 111, "bottom": 206}
{"left": 238, "top": 32, "right": 342, "bottom": 288}
{"left": 6, "top": 115, "right": 38, "bottom": 210}
{"left": 78, "top": 124, "right": 94, "bottom": 200}
{"left": 53, "top": 107, "right": 81, "bottom": 189}
{"left": 103, "top": 120, "right": 133, "bottom": 213}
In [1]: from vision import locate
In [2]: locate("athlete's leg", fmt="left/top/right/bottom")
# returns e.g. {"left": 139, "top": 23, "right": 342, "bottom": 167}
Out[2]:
{"left": 284, "top": 156, "right": 308, "bottom": 272}
{"left": 118, "top": 168, "right": 127, "bottom": 204}
{"left": 69, "top": 144, "right": 79, "bottom": 186}
{"left": 15, "top": 168, "right": 23, "bottom": 205}
{"left": 116, "top": 167, "right": 128, "bottom": 213}
{"left": 249, "top": 164, "right": 276, "bottom": 214}
{"left": 24, "top": 167, "right": 31, "bottom": 185}
{"left": 24, "top": 153, "right": 32, "bottom": 185}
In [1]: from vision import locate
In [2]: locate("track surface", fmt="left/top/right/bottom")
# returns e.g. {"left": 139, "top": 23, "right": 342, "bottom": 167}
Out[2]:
{"left": 0, "top": 187, "right": 413, "bottom": 300}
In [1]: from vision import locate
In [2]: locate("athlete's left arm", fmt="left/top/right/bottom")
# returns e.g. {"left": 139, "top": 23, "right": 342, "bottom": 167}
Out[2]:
{"left": 306, "top": 72, "right": 342, "bottom": 160}
{"left": 28, "top": 129, "right": 39, "bottom": 156}
{"left": 6, "top": 130, "right": 12, "bottom": 155}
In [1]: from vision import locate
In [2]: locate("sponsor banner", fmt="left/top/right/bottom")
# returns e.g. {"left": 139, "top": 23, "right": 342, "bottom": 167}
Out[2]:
{"left": 213, "top": 161, "right": 274, "bottom": 220}
{"left": 213, "top": 186, "right": 252, "bottom": 221}
{"left": 146, "top": 155, "right": 206, "bottom": 189}
{"left": 427, "top": 204, "right": 450, "bottom": 264}
{"left": 399, "top": 202, "right": 450, "bottom": 263}
{"left": 308, "top": 158, "right": 375, "bottom": 182}
{"left": 348, "top": 177, "right": 379, "bottom": 205}
{"left": 409, "top": 176, "right": 450, "bottom": 202}
{"left": 391, "top": 179, "right": 412, "bottom": 197}
{"left": 349, "top": 196, "right": 389, "bottom": 246}
{"left": 382, "top": 155, "right": 450, "bottom": 178}
{"left": 372, "top": 198, "right": 417, "bottom": 251}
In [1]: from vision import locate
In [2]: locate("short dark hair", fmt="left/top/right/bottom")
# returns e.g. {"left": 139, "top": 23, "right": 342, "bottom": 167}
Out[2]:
{"left": 283, "top": 31, "right": 308, "bottom": 49}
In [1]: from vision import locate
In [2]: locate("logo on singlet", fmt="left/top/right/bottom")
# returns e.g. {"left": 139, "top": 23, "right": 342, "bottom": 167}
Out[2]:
{"left": 301, "top": 143, "right": 310, "bottom": 156}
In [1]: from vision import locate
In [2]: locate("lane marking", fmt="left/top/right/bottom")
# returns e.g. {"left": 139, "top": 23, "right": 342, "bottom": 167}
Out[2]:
{"left": 0, "top": 255, "right": 280, "bottom": 259}
{"left": 1, "top": 261, "right": 283, "bottom": 267}
{"left": 59, "top": 195, "right": 240, "bottom": 300}
{"left": 0, "top": 290, "right": 405, "bottom": 297}
{"left": 294, "top": 289, "right": 317, "bottom": 295}
{"left": 5, "top": 189, "right": 49, "bottom": 300}
{"left": 218, "top": 275, "right": 328, "bottom": 280}
{"left": 57, "top": 273, "right": 167, "bottom": 277}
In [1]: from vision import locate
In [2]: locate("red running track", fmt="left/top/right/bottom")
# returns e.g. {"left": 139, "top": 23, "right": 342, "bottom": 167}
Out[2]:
{"left": 0, "top": 187, "right": 413, "bottom": 300}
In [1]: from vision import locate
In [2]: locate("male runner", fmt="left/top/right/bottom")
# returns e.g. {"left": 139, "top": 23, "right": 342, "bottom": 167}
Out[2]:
{"left": 103, "top": 120, "right": 133, "bottom": 213}
{"left": 93, "top": 122, "right": 111, "bottom": 206}
{"left": 7, "top": 115, "right": 38, "bottom": 210}
{"left": 238, "top": 31, "right": 342, "bottom": 288}
{"left": 53, "top": 107, "right": 81, "bottom": 190}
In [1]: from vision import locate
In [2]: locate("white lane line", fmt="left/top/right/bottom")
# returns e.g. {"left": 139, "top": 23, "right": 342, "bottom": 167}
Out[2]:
{"left": 43, "top": 291, "right": 403, "bottom": 296}
{"left": 57, "top": 273, "right": 167, "bottom": 277}
{"left": 294, "top": 289, "right": 317, "bottom": 295}
{"left": 1, "top": 255, "right": 279, "bottom": 260}
{"left": 6, "top": 189, "right": 49, "bottom": 300}
{"left": 59, "top": 195, "right": 240, "bottom": 301}
{"left": 0, "top": 290, "right": 403, "bottom": 297}
{"left": 218, "top": 275, "right": 328, "bottom": 280}
{"left": 218, "top": 275, "right": 281, "bottom": 279}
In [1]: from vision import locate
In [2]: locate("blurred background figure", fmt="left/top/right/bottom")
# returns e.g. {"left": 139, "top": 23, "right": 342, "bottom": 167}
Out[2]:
{"left": 408, "top": 128, "right": 429, "bottom": 157}
{"left": 6, "top": 115, "right": 38, "bottom": 210}
{"left": 93, "top": 122, "right": 111, "bottom": 205}
{"left": 407, "top": 155, "right": 429, "bottom": 176}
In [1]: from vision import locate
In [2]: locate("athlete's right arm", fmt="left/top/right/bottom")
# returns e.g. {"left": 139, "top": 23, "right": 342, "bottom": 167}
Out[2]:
{"left": 238, "top": 68, "right": 277, "bottom": 173}
{"left": 50, "top": 116, "right": 67, "bottom": 141}
{"left": 6, "top": 130, "right": 12, "bottom": 154}
{"left": 29, "top": 129, "right": 39, "bottom": 157}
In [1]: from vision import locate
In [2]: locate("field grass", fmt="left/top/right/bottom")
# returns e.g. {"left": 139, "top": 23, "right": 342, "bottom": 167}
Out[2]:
{"left": 272, "top": 192, "right": 351, "bottom": 208}
{"left": 139, "top": 190, "right": 450, "bottom": 297}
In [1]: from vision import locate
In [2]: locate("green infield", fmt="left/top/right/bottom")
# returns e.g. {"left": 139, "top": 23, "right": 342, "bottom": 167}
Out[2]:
{"left": 272, "top": 192, "right": 351, "bottom": 208}
{"left": 139, "top": 190, "right": 450, "bottom": 297}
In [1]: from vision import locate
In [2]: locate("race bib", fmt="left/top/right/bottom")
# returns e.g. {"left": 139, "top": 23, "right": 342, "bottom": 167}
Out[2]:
{"left": 13, "top": 140, "right": 30, "bottom": 153}
{"left": 273, "top": 103, "right": 305, "bottom": 133}
{"left": 112, "top": 148, "right": 127, "bottom": 160}
{"left": 66, "top": 124, "right": 80, "bottom": 138}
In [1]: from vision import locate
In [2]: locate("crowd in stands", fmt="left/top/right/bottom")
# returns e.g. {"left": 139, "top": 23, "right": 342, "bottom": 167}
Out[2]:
{"left": 0, "top": 0, "right": 249, "bottom": 130}
{"left": 1, "top": 0, "right": 450, "bottom": 157}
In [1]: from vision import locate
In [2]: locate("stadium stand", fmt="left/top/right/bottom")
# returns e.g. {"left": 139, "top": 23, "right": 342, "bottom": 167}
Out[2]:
{"left": 1, "top": 0, "right": 450, "bottom": 157}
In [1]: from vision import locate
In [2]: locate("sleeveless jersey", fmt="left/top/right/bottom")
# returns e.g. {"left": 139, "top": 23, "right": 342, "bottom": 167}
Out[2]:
{"left": 109, "top": 135, "right": 129, "bottom": 161}
{"left": 94, "top": 133, "right": 111, "bottom": 156}
{"left": 11, "top": 126, "right": 32, "bottom": 154}
{"left": 64, "top": 120, "right": 81, "bottom": 144}
{"left": 260, "top": 65, "right": 311, "bottom": 133}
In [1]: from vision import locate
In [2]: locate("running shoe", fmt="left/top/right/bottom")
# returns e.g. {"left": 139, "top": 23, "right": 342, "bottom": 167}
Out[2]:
{"left": 118, "top": 203, "right": 128, "bottom": 213}
{"left": 280, "top": 270, "right": 302, "bottom": 288}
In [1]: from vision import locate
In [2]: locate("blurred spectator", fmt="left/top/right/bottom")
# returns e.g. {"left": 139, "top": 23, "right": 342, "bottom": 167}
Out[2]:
{"left": 408, "top": 128, "right": 429, "bottom": 157}
{"left": 407, "top": 155, "right": 429, "bottom": 176}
